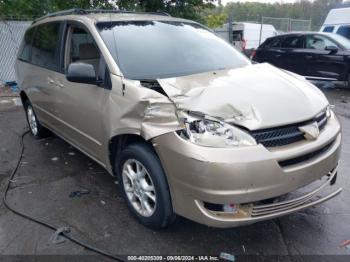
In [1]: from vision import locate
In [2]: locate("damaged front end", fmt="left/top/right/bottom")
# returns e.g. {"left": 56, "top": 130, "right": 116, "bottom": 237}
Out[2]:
{"left": 105, "top": 62, "right": 341, "bottom": 227}
{"left": 176, "top": 111, "right": 257, "bottom": 148}
{"left": 109, "top": 63, "right": 332, "bottom": 145}
{"left": 111, "top": 76, "right": 258, "bottom": 150}
{"left": 107, "top": 76, "right": 182, "bottom": 142}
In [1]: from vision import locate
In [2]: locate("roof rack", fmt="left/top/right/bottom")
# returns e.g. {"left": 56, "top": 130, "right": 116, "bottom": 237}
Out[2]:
{"left": 33, "top": 8, "right": 171, "bottom": 24}
{"left": 84, "top": 9, "right": 171, "bottom": 17}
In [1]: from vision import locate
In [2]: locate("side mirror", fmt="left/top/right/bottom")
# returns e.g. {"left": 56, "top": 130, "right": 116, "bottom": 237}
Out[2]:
{"left": 325, "top": 45, "right": 338, "bottom": 53}
{"left": 66, "top": 63, "right": 101, "bottom": 84}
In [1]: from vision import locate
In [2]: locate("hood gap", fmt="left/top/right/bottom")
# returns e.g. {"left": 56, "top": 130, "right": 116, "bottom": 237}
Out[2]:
{"left": 140, "top": 80, "right": 168, "bottom": 97}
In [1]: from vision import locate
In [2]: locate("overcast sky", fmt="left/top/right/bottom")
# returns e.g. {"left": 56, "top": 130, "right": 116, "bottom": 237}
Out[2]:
{"left": 221, "top": 0, "right": 301, "bottom": 4}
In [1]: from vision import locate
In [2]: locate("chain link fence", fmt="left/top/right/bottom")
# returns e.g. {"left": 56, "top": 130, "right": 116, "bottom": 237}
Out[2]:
{"left": 0, "top": 19, "right": 32, "bottom": 82}
{"left": 261, "top": 17, "right": 311, "bottom": 34}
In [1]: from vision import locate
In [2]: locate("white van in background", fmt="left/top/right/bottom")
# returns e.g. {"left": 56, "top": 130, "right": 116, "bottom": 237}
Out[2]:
{"left": 320, "top": 7, "right": 350, "bottom": 40}
{"left": 215, "top": 22, "right": 278, "bottom": 56}
{"left": 232, "top": 22, "right": 277, "bottom": 52}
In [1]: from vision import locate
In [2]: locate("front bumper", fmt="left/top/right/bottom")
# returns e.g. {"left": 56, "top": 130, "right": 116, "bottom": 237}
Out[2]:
{"left": 152, "top": 113, "right": 342, "bottom": 227}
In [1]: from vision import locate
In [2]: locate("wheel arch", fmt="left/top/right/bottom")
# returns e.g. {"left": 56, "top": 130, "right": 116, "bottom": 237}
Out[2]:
{"left": 108, "top": 133, "right": 156, "bottom": 177}
{"left": 20, "top": 91, "right": 29, "bottom": 107}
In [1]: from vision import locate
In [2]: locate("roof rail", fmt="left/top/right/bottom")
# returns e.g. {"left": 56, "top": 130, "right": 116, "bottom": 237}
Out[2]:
{"left": 84, "top": 9, "right": 171, "bottom": 17}
{"left": 32, "top": 8, "right": 171, "bottom": 24}
{"left": 32, "top": 8, "right": 85, "bottom": 24}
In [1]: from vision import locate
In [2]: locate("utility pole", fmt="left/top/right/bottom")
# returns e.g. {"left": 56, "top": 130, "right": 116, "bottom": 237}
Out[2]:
{"left": 228, "top": 14, "right": 233, "bottom": 44}
{"left": 258, "top": 16, "right": 263, "bottom": 46}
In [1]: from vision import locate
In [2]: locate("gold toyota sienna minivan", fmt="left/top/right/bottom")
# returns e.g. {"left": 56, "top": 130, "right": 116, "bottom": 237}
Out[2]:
{"left": 16, "top": 9, "right": 342, "bottom": 229}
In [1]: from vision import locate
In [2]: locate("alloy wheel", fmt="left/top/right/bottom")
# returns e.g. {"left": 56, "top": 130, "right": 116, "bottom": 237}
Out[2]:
{"left": 27, "top": 105, "right": 38, "bottom": 136}
{"left": 122, "top": 159, "right": 157, "bottom": 217}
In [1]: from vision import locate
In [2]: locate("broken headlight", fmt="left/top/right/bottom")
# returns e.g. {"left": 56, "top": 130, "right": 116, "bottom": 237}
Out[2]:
{"left": 178, "top": 112, "right": 257, "bottom": 147}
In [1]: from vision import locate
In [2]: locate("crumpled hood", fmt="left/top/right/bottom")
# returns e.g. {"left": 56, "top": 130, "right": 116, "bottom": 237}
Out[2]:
{"left": 158, "top": 63, "right": 329, "bottom": 130}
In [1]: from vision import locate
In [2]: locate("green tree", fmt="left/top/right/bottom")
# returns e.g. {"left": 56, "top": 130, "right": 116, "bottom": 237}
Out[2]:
{"left": 0, "top": 0, "right": 216, "bottom": 21}
{"left": 206, "top": 13, "right": 227, "bottom": 28}
{"left": 136, "top": 0, "right": 216, "bottom": 21}
{"left": 0, "top": 0, "right": 115, "bottom": 18}
{"left": 211, "top": 0, "right": 345, "bottom": 30}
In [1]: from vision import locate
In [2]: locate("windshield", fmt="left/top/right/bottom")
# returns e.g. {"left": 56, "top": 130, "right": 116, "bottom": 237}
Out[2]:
{"left": 97, "top": 21, "right": 250, "bottom": 79}
{"left": 330, "top": 33, "right": 350, "bottom": 49}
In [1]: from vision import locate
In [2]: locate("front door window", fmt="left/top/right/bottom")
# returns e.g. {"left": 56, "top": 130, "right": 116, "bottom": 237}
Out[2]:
{"left": 305, "top": 35, "right": 338, "bottom": 50}
{"left": 65, "top": 26, "right": 105, "bottom": 81}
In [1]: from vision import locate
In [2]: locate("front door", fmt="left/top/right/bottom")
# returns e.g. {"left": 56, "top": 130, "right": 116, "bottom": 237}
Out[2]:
{"left": 278, "top": 34, "right": 306, "bottom": 75}
{"left": 53, "top": 23, "right": 111, "bottom": 164}
{"left": 304, "top": 34, "right": 346, "bottom": 80}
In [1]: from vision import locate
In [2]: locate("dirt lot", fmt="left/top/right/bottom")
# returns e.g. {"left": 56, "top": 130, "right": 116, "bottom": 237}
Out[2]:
{"left": 0, "top": 86, "right": 350, "bottom": 261}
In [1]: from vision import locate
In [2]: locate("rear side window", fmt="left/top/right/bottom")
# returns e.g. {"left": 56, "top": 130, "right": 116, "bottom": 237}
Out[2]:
{"left": 281, "top": 35, "right": 304, "bottom": 48}
{"left": 18, "top": 27, "right": 35, "bottom": 62}
{"left": 261, "top": 37, "right": 282, "bottom": 48}
{"left": 337, "top": 26, "right": 350, "bottom": 39}
{"left": 31, "top": 22, "right": 61, "bottom": 71}
{"left": 323, "top": 26, "right": 334, "bottom": 33}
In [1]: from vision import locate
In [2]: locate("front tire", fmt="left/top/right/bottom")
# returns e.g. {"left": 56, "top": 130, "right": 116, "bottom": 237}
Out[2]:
{"left": 117, "top": 143, "right": 175, "bottom": 229}
{"left": 24, "top": 101, "right": 50, "bottom": 139}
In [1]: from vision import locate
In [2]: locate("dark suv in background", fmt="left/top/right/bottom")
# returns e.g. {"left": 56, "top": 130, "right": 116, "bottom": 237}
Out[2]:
{"left": 253, "top": 32, "right": 350, "bottom": 88}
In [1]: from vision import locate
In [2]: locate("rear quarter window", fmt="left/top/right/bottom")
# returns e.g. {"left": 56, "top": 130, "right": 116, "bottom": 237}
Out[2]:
{"left": 337, "top": 26, "right": 350, "bottom": 39}
{"left": 260, "top": 37, "right": 281, "bottom": 48}
{"left": 18, "top": 27, "right": 35, "bottom": 62}
{"left": 31, "top": 22, "right": 61, "bottom": 71}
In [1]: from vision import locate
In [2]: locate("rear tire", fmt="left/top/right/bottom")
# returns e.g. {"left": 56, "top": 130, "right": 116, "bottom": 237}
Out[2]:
{"left": 24, "top": 101, "right": 50, "bottom": 139}
{"left": 117, "top": 143, "right": 175, "bottom": 229}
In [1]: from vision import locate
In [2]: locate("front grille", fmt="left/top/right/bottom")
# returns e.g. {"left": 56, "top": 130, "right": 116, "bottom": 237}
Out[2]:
{"left": 278, "top": 140, "right": 334, "bottom": 167}
{"left": 250, "top": 112, "right": 328, "bottom": 147}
